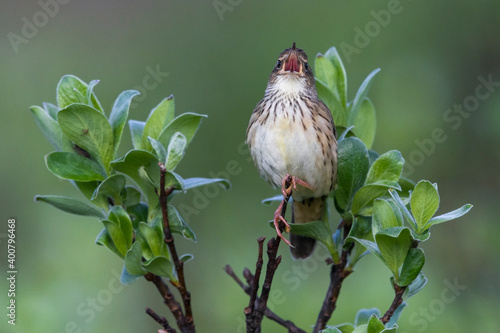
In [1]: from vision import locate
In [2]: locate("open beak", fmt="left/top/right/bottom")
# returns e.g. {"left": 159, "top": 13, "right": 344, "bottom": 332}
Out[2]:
{"left": 283, "top": 42, "right": 302, "bottom": 73}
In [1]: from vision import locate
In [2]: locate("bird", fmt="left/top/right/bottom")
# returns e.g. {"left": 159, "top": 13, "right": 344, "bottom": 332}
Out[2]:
{"left": 246, "top": 42, "right": 338, "bottom": 259}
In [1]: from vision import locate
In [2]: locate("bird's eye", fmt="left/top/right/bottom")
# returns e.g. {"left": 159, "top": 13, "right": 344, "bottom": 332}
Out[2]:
{"left": 304, "top": 62, "right": 309, "bottom": 70}
{"left": 276, "top": 60, "right": 282, "bottom": 68}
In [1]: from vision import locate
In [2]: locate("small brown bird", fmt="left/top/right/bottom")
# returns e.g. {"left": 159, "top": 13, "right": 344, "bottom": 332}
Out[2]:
{"left": 246, "top": 43, "right": 338, "bottom": 259}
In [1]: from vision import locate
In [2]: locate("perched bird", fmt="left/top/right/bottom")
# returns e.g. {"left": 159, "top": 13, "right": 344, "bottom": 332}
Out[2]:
{"left": 246, "top": 43, "right": 338, "bottom": 259}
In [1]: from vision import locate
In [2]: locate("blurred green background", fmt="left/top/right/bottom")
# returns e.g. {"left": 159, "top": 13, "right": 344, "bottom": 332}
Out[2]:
{"left": 1, "top": 1, "right": 499, "bottom": 332}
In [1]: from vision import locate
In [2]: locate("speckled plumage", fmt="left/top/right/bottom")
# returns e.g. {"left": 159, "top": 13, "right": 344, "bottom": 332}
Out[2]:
{"left": 246, "top": 44, "right": 338, "bottom": 258}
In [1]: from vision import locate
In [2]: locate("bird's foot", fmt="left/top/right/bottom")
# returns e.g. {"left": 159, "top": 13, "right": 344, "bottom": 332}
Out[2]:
{"left": 274, "top": 203, "right": 292, "bottom": 247}
{"left": 281, "top": 174, "right": 314, "bottom": 197}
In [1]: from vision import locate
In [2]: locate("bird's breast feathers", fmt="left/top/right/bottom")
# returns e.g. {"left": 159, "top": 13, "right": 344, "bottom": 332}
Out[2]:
{"left": 249, "top": 97, "right": 333, "bottom": 198}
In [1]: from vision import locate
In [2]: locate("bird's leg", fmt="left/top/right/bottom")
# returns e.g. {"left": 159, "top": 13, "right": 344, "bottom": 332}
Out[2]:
{"left": 274, "top": 174, "right": 314, "bottom": 246}
{"left": 274, "top": 200, "right": 292, "bottom": 246}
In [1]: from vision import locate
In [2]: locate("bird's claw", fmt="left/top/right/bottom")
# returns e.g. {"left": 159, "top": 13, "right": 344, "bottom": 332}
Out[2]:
{"left": 281, "top": 174, "right": 314, "bottom": 197}
{"left": 273, "top": 211, "right": 292, "bottom": 247}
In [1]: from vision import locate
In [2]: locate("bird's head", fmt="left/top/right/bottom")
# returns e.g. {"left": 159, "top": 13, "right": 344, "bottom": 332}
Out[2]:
{"left": 267, "top": 43, "right": 315, "bottom": 96}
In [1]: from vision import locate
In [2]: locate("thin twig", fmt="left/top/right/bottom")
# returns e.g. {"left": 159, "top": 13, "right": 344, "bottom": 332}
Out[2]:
{"left": 225, "top": 264, "right": 306, "bottom": 333}
{"left": 245, "top": 237, "right": 266, "bottom": 322}
{"left": 146, "top": 307, "right": 177, "bottom": 333}
{"left": 145, "top": 273, "right": 185, "bottom": 329}
{"left": 312, "top": 220, "right": 353, "bottom": 332}
{"left": 158, "top": 163, "right": 195, "bottom": 332}
{"left": 252, "top": 237, "right": 282, "bottom": 327}
{"left": 380, "top": 284, "right": 406, "bottom": 324}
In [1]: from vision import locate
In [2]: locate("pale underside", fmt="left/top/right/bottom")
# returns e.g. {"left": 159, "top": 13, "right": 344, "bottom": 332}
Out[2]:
{"left": 248, "top": 75, "right": 335, "bottom": 201}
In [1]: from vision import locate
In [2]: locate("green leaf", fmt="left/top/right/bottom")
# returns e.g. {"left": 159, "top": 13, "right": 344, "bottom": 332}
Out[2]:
{"left": 142, "top": 256, "right": 174, "bottom": 279}
{"left": 389, "top": 189, "right": 417, "bottom": 231}
{"left": 334, "top": 137, "right": 370, "bottom": 212}
{"left": 138, "top": 221, "right": 167, "bottom": 258}
{"left": 35, "top": 195, "right": 104, "bottom": 217}
{"left": 58, "top": 104, "right": 114, "bottom": 173}
{"left": 174, "top": 177, "right": 231, "bottom": 198}
{"left": 30, "top": 105, "right": 72, "bottom": 151}
{"left": 91, "top": 174, "right": 126, "bottom": 205}
{"left": 323, "top": 46, "right": 347, "bottom": 109}
{"left": 124, "top": 241, "right": 146, "bottom": 276}
{"left": 410, "top": 180, "right": 440, "bottom": 232}
{"left": 165, "top": 132, "right": 187, "bottom": 170}
{"left": 95, "top": 228, "right": 122, "bottom": 258}
{"left": 57, "top": 75, "right": 103, "bottom": 111}
{"left": 349, "top": 237, "right": 384, "bottom": 264}
{"left": 148, "top": 136, "right": 168, "bottom": 162}
{"left": 157, "top": 112, "right": 207, "bottom": 150}
{"left": 120, "top": 265, "right": 143, "bottom": 285}
{"left": 411, "top": 228, "right": 431, "bottom": 242}
{"left": 329, "top": 323, "right": 355, "bottom": 333}
{"left": 101, "top": 219, "right": 127, "bottom": 257}
{"left": 352, "top": 98, "right": 376, "bottom": 149}
{"left": 375, "top": 227, "right": 412, "bottom": 279}
{"left": 142, "top": 96, "right": 175, "bottom": 151}
{"left": 337, "top": 125, "right": 355, "bottom": 142}
{"left": 315, "top": 55, "right": 337, "bottom": 92}
{"left": 126, "top": 203, "right": 148, "bottom": 229}
{"left": 320, "top": 328, "right": 343, "bottom": 333}
{"left": 108, "top": 206, "right": 133, "bottom": 252}
{"left": 425, "top": 204, "right": 472, "bottom": 229}
{"left": 397, "top": 176, "right": 415, "bottom": 197}
{"left": 261, "top": 195, "right": 284, "bottom": 205}
{"left": 316, "top": 80, "right": 347, "bottom": 127}
{"left": 45, "top": 152, "right": 106, "bottom": 182}
{"left": 180, "top": 253, "right": 194, "bottom": 264}
{"left": 111, "top": 149, "right": 160, "bottom": 209}
{"left": 168, "top": 205, "right": 196, "bottom": 241}
{"left": 85, "top": 80, "right": 100, "bottom": 106}
{"left": 348, "top": 68, "right": 380, "bottom": 125}
{"left": 403, "top": 272, "right": 427, "bottom": 300}
{"left": 72, "top": 180, "right": 102, "bottom": 202}
{"left": 109, "top": 90, "right": 140, "bottom": 155}
{"left": 368, "top": 150, "right": 379, "bottom": 166}
{"left": 289, "top": 220, "right": 338, "bottom": 261}
{"left": 372, "top": 199, "right": 403, "bottom": 236}
{"left": 352, "top": 185, "right": 397, "bottom": 216}
{"left": 354, "top": 308, "right": 381, "bottom": 326}
{"left": 165, "top": 170, "right": 185, "bottom": 191}
{"left": 366, "top": 150, "right": 404, "bottom": 185}
{"left": 43, "top": 102, "right": 59, "bottom": 119}
{"left": 351, "top": 325, "right": 368, "bottom": 333}
{"left": 345, "top": 216, "right": 373, "bottom": 267}
{"left": 129, "top": 120, "right": 146, "bottom": 150}
{"left": 367, "top": 315, "right": 385, "bottom": 333}
{"left": 386, "top": 302, "right": 405, "bottom": 328}
{"left": 398, "top": 247, "right": 425, "bottom": 287}
{"left": 123, "top": 185, "right": 142, "bottom": 207}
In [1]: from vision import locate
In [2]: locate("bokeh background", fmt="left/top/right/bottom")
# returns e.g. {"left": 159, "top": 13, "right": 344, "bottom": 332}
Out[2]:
{"left": 1, "top": 1, "right": 499, "bottom": 332}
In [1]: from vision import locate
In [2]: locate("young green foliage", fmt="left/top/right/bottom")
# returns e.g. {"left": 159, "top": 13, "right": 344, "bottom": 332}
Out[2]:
{"left": 32, "top": 74, "right": 230, "bottom": 286}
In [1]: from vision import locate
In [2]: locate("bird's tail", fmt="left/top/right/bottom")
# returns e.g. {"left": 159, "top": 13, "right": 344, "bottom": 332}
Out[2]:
{"left": 290, "top": 196, "right": 326, "bottom": 259}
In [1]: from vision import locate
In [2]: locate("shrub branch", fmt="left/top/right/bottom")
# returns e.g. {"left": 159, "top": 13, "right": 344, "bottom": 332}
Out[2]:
{"left": 226, "top": 181, "right": 305, "bottom": 332}
{"left": 313, "top": 220, "right": 353, "bottom": 332}
{"left": 144, "top": 163, "right": 195, "bottom": 332}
